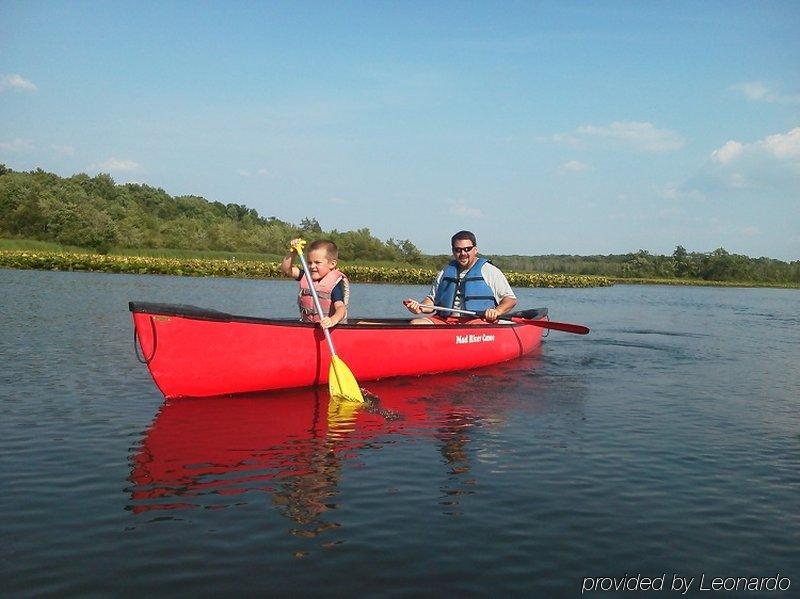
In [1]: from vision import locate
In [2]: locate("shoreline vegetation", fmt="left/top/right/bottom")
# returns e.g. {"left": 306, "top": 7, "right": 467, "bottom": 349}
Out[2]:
{"left": 0, "top": 249, "right": 613, "bottom": 288}
{"left": 1, "top": 165, "right": 797, "bottom": 289}
{"left": 1, "top": 246, "right": 797, "bottom": 289}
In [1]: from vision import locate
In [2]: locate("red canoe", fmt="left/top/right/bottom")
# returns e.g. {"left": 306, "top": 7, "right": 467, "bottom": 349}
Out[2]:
{"left": 129, "top": 302, "right": 547, "bottom": 399}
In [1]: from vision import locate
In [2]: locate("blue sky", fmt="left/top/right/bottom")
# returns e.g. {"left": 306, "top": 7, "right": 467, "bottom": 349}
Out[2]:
{"left": 1, "top": 1, "right": 798, "bottom": 260}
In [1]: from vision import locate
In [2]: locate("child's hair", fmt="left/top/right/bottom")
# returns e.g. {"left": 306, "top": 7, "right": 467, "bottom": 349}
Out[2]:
{"left": 307, "top": 239, "right": 338, "bottom": 261}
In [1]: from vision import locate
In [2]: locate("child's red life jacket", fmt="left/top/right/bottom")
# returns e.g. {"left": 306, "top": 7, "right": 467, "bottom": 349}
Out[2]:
{"left": 298, "top": 269, "right": 350, "bottom": 323}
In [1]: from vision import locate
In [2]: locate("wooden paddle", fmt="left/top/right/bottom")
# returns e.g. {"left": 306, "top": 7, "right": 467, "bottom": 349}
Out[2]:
{"left": 292, "top": 240, "right": 364, "bottom": 402}
{"left": 414, "top": 303, "right": 590, "bottom": 335}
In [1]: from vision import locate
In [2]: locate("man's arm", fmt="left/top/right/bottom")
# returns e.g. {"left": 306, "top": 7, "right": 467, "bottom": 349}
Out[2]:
{"left": 404, "top": 270, "right": 442, "bottom": 314}
{"left": 404, "top": 297, "right": 435, "bottom": 314}
{"left": 482, "top": 263, "right": 517, "bottom": 322}
{"left": 484, "top": 295, "right": 517, "bottom": 322}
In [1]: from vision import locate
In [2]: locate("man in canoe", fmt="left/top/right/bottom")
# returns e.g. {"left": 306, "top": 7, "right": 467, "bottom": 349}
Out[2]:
{"left": 281, "top": 238, "right": 350, "bottom": 328}
{"left": 404, "top": 230, "right": 517, "bottom": 324}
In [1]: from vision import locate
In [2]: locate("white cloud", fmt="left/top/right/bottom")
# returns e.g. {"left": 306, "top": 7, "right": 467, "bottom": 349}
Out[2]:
{"left": 0, "top": 138, "right": 36, "bottom": 153}
{"left": 657, "top": 185, "right": 706, "bottom": 202}
{"left": 0, "top": 74, "right": 37, "bottom": 93}
{"left": 710, "top": 140, "right": 744, "bottom": 164}
{"left": 239, "top": 168, "right": 270, "bottom": 178}
{"left": 694, "top": 127, "right": 800, "bottom": 192}
{"left": 760, "top": 127, "right": 800, "bottom": 159}
{"left": 93, "top": 157, "right": 141, "bottom": 172}
{"left": 709, "top": 127, "right": 800, "bottom": 164}
{"left": 546, "top": 133, "right": 586, "bottom": 149}
{"left": 327, "top": 197, "right": 347, "bottom": 204}
{"left": 733, "top": 81, "right": 770, "bottom": 101}
{"left": 577, "top": 121, "right": 684, "bottom": 152}
{"left": 0, "top": 138, "right": 35, "bottom": 152}
{"left": 550, "top": 121, "right": 683, "bottom": 152}
{"left": 556, "top": 160, "right": 589, "bottom": 175}
{"left": 740, "top": 227, "right": 761, "bottom": 237}
{"left": 657, "top": 187, "right": 680, "bottom": 201}
{"left": 658, "top": 206, "right": 683, "bottom": 218}
{"left": 727, "top": 173, "right": 747, "bottom": 188}
{"left": 50, "top": 144, "right": 75, "bottom": 156}
{"left": 732, "top": 81, "right": 800, "bottom": 104}
{"left": 447, "top": 200, "right": 483, "bottom": 218}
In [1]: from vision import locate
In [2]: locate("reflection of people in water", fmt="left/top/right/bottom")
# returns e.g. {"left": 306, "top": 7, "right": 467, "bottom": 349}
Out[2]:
{"left": 439, "top": 411, "right": 472, "bottom": 472}
{"left": 270, "top": 397, "right": 358, "bottom": 535}
{"left": 128, "top": 371, "right": 540, "bottom": 539}
{"left": 436, "top": 409, "right": 477, "bottom": 516}
{"left": 271, "top": 444, "right": 343, "bottom": 534}
{"left": 128, "top": 390, "right": 392, "bottom": 541}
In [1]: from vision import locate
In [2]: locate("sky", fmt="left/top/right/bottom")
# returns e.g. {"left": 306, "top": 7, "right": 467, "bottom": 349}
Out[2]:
{"left": 1, "top": 1, "right": 798, "bottom": 260}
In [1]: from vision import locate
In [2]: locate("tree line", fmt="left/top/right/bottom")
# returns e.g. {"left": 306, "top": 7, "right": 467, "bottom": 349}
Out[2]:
{"left": 1, "top": 165, "right": 797, "bottom": 284}
{"left": 0, "top": 165, "right": 423, "bottom": 262}
{"left": 492, "top": 247, "right": 799, "bottom": 284}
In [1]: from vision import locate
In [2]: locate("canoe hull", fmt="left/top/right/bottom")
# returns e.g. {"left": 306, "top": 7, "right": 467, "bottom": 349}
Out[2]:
{"left": 130, "top": 302, "right": 544, "bottom": 398}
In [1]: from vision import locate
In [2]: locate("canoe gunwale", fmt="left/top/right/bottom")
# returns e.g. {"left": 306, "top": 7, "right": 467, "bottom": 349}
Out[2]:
{"left": 129, "top": 301, "right": 546, "bottom": 330}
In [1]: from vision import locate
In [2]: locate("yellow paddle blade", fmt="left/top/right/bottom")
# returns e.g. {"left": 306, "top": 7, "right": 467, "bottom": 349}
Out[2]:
{"left": 327, "top": 395, "right": 360, "bottom": 439}
{"left": 328, "top": 355, "right": 364, "bottom": 403}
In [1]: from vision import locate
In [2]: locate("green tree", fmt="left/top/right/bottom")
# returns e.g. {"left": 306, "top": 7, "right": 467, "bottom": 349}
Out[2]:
{"left": 48, "top": 202, "right": 118, "bottom": 252}
{"left": 622, "top": 250, "right": 654, "bottom": 277}
{"left": 387, "top": 238, "right": 423, "bottom": 264}
{"left": 299, "top": 217, "right": 322, "bottom": 234}
{"left": 84, "top": 173, "right": 118, "bottom": 202}
{"left": 673, "top": 245, "right": 689, "bottom": 277}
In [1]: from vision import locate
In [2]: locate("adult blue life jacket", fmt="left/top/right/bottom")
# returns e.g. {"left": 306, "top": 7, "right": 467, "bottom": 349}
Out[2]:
{"left": 434, "top": 257, "right": 497, "bottom": 315}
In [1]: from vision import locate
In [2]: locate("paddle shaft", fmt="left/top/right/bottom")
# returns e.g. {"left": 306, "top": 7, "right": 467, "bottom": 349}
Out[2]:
{"left": 422, "top": 304, "right": 590, "bottom": 335}
{"left": 295, "top": 250, "right": 338, "bottom": 356}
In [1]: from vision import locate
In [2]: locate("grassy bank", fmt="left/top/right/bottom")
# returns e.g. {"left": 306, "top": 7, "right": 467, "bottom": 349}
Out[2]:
{"left": 3, "top": 239, "right": 794, "bottom": 288}
{"left": 0, "top": 237, "right": 284, "bottom": 262}
{"left": 0, "top": 249, "right": 613, "bottom": 288}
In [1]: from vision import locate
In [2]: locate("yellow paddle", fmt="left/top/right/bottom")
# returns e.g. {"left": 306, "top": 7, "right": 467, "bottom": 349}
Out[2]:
{"left": 291, "top": 239, "right": 364, "bottom": 403}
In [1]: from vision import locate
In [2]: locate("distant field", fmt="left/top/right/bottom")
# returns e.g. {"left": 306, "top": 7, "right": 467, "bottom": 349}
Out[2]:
{"left": 0, "top": 239, "right": 423, "bottom": 269}
{"left": 0, "top": 238, "right": 280, "bottom": 262}
{"left": 0, "top": 238, "right": 88, "bottom": 253}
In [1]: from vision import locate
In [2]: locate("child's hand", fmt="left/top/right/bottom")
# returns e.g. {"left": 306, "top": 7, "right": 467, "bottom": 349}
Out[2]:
{"left": 319, "top": 316, "right": 335, "bottom": 329}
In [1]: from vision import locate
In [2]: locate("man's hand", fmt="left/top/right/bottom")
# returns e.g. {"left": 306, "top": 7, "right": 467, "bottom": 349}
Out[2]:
{"left": 319, "top": 316, "right": 335, "bottom": 329}
{"left": 404, "top": 299, "right": 433, "bottom": 314}
{"left": 483, "top": 308, "right": 501, "bottom": 323}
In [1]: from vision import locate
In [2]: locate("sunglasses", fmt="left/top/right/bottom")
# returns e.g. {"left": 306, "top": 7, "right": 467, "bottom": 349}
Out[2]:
{"left": 452, "top": 245, "right": 475, "bottom": 254}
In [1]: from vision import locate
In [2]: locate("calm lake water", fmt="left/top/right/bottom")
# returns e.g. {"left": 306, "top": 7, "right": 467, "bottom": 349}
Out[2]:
{"left": 1, "top": 268, "right": 798, "bottom": 597}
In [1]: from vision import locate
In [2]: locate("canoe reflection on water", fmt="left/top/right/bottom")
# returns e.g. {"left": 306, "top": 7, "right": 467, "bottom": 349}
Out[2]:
{"left": 128, "top": 356, "right": 544, "bottom": 530}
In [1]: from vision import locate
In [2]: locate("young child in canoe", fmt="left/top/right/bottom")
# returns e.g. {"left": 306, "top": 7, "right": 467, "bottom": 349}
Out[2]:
{"left": 281, "top": 238, "right": 350, "bottom": 328}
